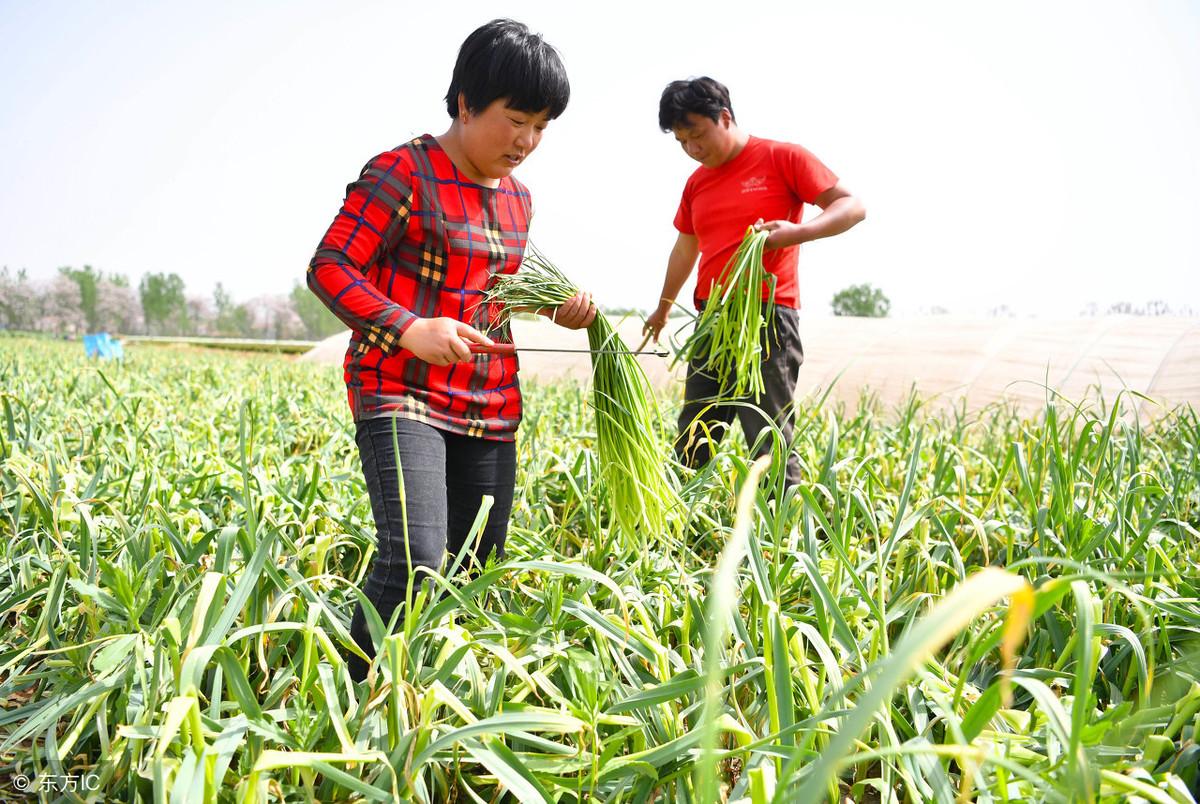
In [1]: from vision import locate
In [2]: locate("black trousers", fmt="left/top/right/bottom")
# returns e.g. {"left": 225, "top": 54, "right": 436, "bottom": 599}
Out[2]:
{"left": 674, "top": 305, "right": 804, "bottom": 487}
{"left": 348, "top": 416, "right": 516, "bottom": 681}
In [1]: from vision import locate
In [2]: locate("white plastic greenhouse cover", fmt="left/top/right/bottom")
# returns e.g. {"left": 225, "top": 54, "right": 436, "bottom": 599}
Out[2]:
{"left": 302, "top": 315, "right": 1200, "bottom": 417}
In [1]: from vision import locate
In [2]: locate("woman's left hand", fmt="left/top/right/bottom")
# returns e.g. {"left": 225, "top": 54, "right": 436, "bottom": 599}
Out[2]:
{"left": 546, "top": 291, "right": 597, "bottom": 330}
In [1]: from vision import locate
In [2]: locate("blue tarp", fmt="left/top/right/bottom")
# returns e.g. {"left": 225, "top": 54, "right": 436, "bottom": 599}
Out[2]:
{"left": 83, "top": 332, "right": 124, "bottom": 360}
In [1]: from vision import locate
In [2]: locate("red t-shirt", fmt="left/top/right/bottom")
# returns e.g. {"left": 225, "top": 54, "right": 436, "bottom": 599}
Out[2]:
{"left": 308, "top": 135, "right": 529, "bottom": 439}
{"left": 674, "top": 135, "right": 838, "bottom": 309}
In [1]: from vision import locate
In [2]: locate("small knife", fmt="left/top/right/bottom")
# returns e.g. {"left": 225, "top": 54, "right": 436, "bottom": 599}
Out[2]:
{"left": 469, "top": 343, "right": 669, "bottom": 357}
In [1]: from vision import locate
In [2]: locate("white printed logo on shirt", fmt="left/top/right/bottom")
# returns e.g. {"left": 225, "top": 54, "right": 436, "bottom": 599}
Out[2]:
{"left": 741, "top": 176, "right": 767, "bottom": 193}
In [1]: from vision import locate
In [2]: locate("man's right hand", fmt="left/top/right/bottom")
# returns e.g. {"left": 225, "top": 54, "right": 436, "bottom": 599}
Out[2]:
{"left": 646, "top": 233, "right": 699, "bottom": 343}
{"left": 398, "top": 317, "right": 493, "bottom": 365}
{"left": 643, "top": 300, "right": 672, "bottom": 343}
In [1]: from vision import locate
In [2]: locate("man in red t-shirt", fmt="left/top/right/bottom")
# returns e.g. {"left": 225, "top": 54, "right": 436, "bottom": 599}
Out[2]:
{"left": 644, "top": 76, "right": 866, "bottom": 487}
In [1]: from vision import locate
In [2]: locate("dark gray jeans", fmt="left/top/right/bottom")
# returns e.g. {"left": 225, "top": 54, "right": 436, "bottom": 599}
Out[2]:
{"left": 675, "top": 304, "right": 804, "bottom": 487}
{"left": 348, "top": 416, "right": 516, "bottom": 681}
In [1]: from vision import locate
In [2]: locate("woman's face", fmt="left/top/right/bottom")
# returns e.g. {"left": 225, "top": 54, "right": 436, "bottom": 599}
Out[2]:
{"left": 459, "top": 98, "right": 551, "bottom": 182}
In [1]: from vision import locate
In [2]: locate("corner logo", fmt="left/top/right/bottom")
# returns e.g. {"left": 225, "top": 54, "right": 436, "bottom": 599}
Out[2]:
{"left": 741, "top": 176, "right": 767, "bottom": 193}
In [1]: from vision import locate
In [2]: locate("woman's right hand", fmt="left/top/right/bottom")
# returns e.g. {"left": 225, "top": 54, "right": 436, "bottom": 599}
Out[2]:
{"left": 398, "top": 317, "right": 493, "bottom": 365}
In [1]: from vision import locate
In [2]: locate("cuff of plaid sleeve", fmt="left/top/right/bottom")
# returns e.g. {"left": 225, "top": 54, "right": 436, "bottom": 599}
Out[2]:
{"left": 394, "top": 310, "right": 417, "bottom": 337}
{"left": 385, "top": 309, "right": 418, "bottom": 355}
{"left": 361, "top": 308, "right": 418, "bottom": 355}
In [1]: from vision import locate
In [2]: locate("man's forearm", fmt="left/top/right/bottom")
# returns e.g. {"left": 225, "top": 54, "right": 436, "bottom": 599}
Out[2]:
{"left": 785, "top": 196, "right": 866, "bottom": 246}
{"left": 657, "top": 257, "right": 694, "bottom": 309}
{"left": 645, "top": 236, "right": 699, "bottom": 339}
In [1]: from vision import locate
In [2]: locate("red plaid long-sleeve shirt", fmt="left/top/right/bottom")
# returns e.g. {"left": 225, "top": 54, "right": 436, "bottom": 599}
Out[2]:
{"left": 308, "top": 135, "right": 529, "bottom": 439}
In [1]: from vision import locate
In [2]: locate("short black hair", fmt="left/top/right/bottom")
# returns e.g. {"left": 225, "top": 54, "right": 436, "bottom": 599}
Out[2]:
{"left": 658, "top": 77, "right": 734, "bottom": 132}
{"left": 444, "top": 19, "right": 570, "bottom": 120}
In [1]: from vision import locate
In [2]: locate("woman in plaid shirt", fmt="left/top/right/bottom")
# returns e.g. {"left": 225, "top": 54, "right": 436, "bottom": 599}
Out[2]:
{"left": 308, "top": 19, "right": 594, "bottom": 682}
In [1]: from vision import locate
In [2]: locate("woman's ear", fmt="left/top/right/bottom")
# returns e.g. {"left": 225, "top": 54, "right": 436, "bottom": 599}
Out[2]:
{"left": 457, "top": 92, "right": 470, "bottom": 123}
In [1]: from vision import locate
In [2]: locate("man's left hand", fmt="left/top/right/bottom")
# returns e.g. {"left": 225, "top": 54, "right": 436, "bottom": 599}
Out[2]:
{"left": 753, "top": 218, "right": 802, "bottom": 250}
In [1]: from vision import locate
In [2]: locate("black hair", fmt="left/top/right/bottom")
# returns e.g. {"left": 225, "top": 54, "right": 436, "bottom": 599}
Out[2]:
{"left": 658, "top": 76, "right": 734, "bottom": 132}
{"left": 444, "top": 19, "right": 570, "bottom": 120}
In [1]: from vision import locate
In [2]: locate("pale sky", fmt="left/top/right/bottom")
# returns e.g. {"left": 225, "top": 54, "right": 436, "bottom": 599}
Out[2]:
{"left": 2, "top": 0, "right": 1198, "bottom": 316}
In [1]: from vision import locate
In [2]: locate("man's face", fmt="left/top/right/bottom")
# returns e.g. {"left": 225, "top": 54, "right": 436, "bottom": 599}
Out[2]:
{"left": 672, "top": 111, "right": 734, "bottom": 168}
{"left": 461, "top": 98, "right": 550, "bottom": 180}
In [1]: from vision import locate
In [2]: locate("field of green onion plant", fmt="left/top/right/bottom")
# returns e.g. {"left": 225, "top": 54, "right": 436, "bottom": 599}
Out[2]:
{"left": 2, "top": 336, "right": 1198, "bottom": 803}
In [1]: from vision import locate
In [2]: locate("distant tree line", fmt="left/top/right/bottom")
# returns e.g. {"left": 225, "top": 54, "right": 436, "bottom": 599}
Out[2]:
{"left": 0, "top": 266, "right": 346, "bottom": 341}
{"left": 990, "top": 300, "right": 1193, "bottom": 318}
{"left": 6, "top": 268, "right": 1186, "bottom": 337}
{"left": 1079, "top": 300, "right": 1193, "bottom": 317}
